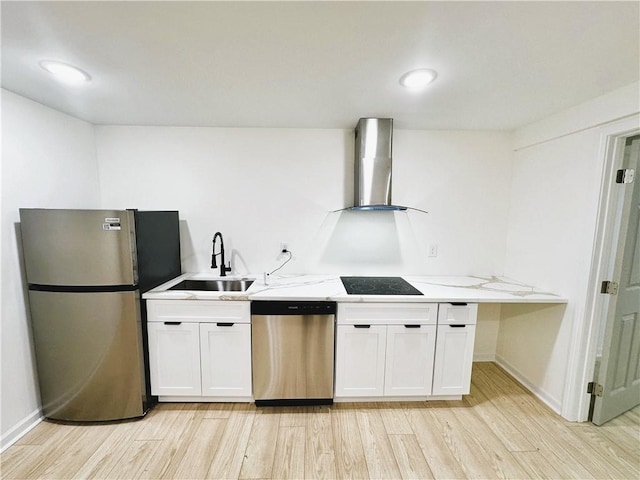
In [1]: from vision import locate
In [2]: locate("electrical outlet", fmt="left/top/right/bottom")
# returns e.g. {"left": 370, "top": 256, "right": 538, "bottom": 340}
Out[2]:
{"left": 428, "top": 244, "right": 438, "bottom": 257}
{"left": 276, "top": 243, "right": 292, "bottom": 263}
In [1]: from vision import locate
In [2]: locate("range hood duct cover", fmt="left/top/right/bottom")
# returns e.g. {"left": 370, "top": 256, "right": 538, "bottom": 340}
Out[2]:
{"left": 351, "top": 118, "right": 407, "bottom": 211}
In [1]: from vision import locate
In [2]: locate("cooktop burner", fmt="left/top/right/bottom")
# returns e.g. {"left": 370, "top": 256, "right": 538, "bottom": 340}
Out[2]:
{"left": 340, "top": 276, "right": 423, "bottom": 296}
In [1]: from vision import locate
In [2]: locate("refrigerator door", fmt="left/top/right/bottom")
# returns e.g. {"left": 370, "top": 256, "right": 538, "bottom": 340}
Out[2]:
{"left": 19, "top": 209, "right": 137, "bottom": 287}
{"left": 28, "top": 290, "right": 146, "bottom": 421}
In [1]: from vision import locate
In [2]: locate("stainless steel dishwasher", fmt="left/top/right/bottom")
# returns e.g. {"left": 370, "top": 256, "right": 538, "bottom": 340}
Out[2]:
{"left": 251, "top": 301, "right": 336, "bottom": 406}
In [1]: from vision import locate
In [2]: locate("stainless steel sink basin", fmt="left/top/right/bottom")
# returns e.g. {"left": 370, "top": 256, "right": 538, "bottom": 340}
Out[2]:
{"left": 168, "top": 279, "right": 254, "bottom": 292}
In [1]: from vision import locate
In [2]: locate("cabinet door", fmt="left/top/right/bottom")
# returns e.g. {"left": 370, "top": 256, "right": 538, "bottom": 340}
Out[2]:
{"left": 432, "top": 324, "right": 477, "bottom": 395}
{"left": 384, "top": 324, "right": 437, "bottom": 396}
{"left": 335, "top": 324, "right": 386, "bottom": 397}
{"left": 200, "top": 323, "right": 252, "bottom": 397}
{"left": 147, "top": 322, "right": 201, "bottom": 396}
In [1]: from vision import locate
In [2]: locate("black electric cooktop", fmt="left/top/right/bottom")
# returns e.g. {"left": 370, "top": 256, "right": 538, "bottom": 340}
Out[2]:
{"left": 340, "top": 276, "right": 423, "bottom": 296}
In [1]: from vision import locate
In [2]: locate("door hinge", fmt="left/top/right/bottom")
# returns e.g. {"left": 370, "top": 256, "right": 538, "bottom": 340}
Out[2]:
{"left": 616, "top": 168, "right": 635, "bottom": 184}
{"left": 587, "top": 382, "right": 604, "bottom": 397}
{"left": 601, "top": 281, "right": 619, "bottom": 295}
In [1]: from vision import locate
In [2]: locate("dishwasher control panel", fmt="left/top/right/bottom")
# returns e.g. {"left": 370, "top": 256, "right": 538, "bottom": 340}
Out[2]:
{"left": 251, "top": 301, "right": 337, "bottom": 315}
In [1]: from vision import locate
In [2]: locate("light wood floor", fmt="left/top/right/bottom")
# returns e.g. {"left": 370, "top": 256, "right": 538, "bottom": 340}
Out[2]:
{"left": 2, "top": 362, "right": 638, "bottom": 479}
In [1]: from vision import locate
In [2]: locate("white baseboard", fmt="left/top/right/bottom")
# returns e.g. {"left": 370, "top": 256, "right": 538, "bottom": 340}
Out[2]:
{"left": 158, "top": 396, "right": 253, "bottom": 402}
{"left": 494, "top": 355, "right": 562, "bottom": 415}
{"left": 334, "top": 395, "right": 462, "bottom": 403}
{"left": 1, "top": 408, "right": 43, "bottom": 453}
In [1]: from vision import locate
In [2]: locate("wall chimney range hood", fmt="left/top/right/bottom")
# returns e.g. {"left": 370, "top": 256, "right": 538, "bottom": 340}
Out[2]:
{"left": 347, "top": 118, "right": 426, "bottom": 213}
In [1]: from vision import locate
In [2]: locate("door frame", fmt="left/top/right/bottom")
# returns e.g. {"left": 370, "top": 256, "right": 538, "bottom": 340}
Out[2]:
{"left": 568, "top": 116, "right": 639, "bottom": 422}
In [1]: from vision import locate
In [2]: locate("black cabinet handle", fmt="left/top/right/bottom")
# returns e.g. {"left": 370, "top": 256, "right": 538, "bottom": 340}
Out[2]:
{"left": 216, "top": 322, "right": 235, "bottom": 327}
{"left": 164, "top": 321, "right": 182, "bottom": 325}
{"left": 450, "top": 302, "right": 468, "bottom": 306}
{"left": 449, "top": 324, "right": 466, "bottom": 328}
{"left": 354, "top": 324, "right": 371, "bottom": 329}
{"left": 404, "top": 324, "right": 421, "bottom": 328}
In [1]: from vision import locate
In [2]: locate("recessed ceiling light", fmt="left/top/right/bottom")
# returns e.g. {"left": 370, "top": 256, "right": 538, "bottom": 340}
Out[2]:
{"left": 399, "top": 68, "right": 437, "bottom": 90}
{"left": 39, "top": 60, "right": 91, "bottom": 85}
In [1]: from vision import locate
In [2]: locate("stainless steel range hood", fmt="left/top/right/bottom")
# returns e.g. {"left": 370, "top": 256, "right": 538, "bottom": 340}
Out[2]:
{"left": 350, "top": 118, "right": 407, "bottom": 211}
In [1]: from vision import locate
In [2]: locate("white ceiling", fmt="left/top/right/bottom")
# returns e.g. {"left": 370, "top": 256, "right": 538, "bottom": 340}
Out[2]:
{"left": 2, "top": 1, "right": 638, "bottom": 130}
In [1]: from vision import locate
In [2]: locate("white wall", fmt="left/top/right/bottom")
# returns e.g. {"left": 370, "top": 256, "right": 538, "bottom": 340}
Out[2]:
{"left": 475, "top": 303, "right": 502, "bottom": 361}
{"left": 95, "top": 126, "right": 350, "bottom": 275}
{"left": 95, "top": 127, "right": 512, "bottom": 277}
{"left": 1, "top": 90, "right": 100, "bottom": 449}
{"left": 499, "top": 82, "right": 640, "bottom": 418}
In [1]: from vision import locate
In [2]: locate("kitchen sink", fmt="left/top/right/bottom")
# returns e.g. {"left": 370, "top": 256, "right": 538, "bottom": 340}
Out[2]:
{"left": 168, "top": 279, "right": 254, "bottom": 292}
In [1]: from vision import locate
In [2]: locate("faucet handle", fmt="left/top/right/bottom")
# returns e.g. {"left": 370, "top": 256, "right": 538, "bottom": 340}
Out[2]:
{"left": 221, "top": 262, "right": 232, "bottom": 276}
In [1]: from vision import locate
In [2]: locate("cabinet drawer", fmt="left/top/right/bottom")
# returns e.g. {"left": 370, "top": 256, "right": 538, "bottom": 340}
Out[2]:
{"left": 437, "top": 303, "right": 478, "bottom": 325}
{"left": 337, "top": 303, "right": 437, "bottom": 325}
{"left": 147, "top": 300, "right": 250, "bottom": 323}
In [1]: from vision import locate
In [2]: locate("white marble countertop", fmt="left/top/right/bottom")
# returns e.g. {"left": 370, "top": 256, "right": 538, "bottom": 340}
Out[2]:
{"left": 143, "top": 272, "right": 567, "bottom": 304}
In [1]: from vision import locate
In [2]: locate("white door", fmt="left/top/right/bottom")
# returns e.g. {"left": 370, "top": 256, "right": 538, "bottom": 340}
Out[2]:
{"left": 335, "top": 324, "right": 386, "bottom": 397}
{"left": 200, "top": 323, "right": 252, "bottom": 397}
{"left": 147, "top": 322, "right": 201, "bottom": 396}
{"left": 593, "top": 135, "right": 640, "bottom": 425}
{"left": 384, "top": 324, "right": 436, "bottom": 396}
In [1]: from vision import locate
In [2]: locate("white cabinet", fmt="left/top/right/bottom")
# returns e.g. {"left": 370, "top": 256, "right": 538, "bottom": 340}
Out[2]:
{"left": 147, "top": 321, "right": 201, "bottom": 396}
{"left": 335, "top": 324, "right": 387, "bottom": 397}
{"left": 432, "top": 303, "right": 478, "bottom": 396}
{"left": 335, "top": 303, "right": 437, "bottom": 399}
{"left": 147, "top": 300, "right": 251, "bottom": 401}
{"left": 384, "top": 324, "right": 437, "bottom": 396}
{"left": 200, "top": 322, "right": 252, "bottom": 397}
{"left": 146, "top": 298, "right": 478, "bottom": 402}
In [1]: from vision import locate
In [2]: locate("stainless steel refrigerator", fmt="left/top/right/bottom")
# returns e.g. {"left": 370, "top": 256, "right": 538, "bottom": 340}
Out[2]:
{"left": 19, "top": 208, "right": 181, "bottom": 422}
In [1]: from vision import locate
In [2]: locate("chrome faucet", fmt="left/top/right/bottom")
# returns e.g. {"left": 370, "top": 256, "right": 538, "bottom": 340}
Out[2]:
{"left": 211, "top": 232, "right": 232, "bottom": 276}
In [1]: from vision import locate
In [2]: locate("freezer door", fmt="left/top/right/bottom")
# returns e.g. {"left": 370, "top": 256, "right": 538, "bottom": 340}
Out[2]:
{"left": 28, "top": 290, "right": 146, "bottom": 421}
{"left": 19, "top": 209, "right": 136, "bottom": 286}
